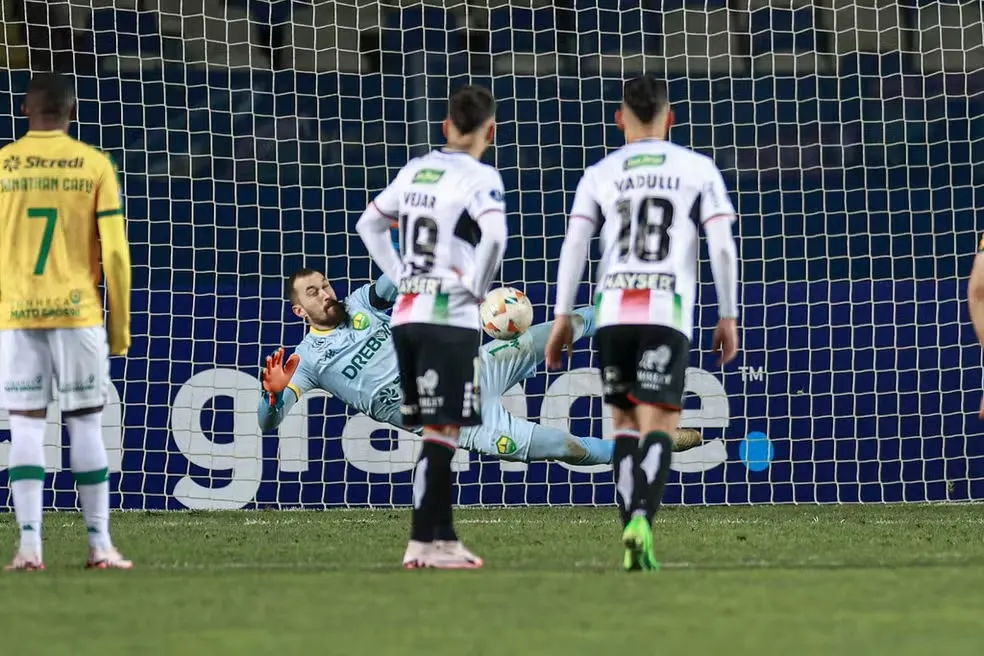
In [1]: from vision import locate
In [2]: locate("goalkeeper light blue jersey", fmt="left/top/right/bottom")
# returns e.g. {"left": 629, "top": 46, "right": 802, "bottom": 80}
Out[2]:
{"left": 255, "top": 288, "right": 613, "bottom": 467}
{"left": 285, "top": 276, "right": 404, "bottom": 426}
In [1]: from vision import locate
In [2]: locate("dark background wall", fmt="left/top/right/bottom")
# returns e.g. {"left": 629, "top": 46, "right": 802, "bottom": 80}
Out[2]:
{"left": 0, "top": 0, "right": 981, "bottom": 508}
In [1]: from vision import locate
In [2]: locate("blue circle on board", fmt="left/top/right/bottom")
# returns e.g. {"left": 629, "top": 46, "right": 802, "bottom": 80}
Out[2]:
{"left": 739, "top": 431, "right": 773, "bottom": 472}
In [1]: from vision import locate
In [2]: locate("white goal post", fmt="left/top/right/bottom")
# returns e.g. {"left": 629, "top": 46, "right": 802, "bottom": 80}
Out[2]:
{"left": 0, "top": 0, "right": 981, "bottom": 509}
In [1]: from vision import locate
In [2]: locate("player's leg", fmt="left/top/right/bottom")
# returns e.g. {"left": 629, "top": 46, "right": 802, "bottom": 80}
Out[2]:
{"left": 0, "top": 329, "right": 53, "bottom": 570}
{"left": 50, "top": 327, "right": 131, "bottom": 569}
{"left": 461, "top": 401, "right": 613, "bottom": 465}
{"left": 483, "top": 306, "right": 701, "bottom": 453}
{"left": 395, "top": 324, "right": 482, "bottom": 569}
{"left": 478, "top": 305, "right": 611, "bottom": 465}
{"left": 621, "top": 326, "right": 690, "bottom": 572}
{"left": 595, "top": 324, "right": 658, "bottom": 571}
{"left": 391, "top": 324, "right": 431, "bottom": 566}
{"left": 423, "top": 326, "right": 483, "bottom": 568}
{"left": 483, "top": 306, "right": 596, "bottom": 396}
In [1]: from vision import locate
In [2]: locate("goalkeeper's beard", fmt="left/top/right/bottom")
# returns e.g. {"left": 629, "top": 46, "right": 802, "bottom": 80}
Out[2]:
{"left": 321, "top": 299, "right": 349, "bottom": 328}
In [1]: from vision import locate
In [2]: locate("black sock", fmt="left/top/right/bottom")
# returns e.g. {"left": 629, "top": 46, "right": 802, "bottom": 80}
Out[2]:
{"left": 638, "top": 431, "right": 674, "bottom": 527}
{"left": 410, "top": 440, "right": 455, "bottom": 543}
{"left": 613, "top": 432, "right": 641, "bottom": 527}
{"left": 432, "top": 463, "right": 458, "bottom": 542}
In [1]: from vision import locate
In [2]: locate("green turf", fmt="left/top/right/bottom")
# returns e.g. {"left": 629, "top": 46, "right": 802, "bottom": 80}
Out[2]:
{"left": 3, "top": 504, "right": 984, "bottom": 655}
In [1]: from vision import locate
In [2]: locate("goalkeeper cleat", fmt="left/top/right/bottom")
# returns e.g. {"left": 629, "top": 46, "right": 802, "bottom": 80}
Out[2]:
{"left": 673, "top": 428, "right": 703, "bottom": 452}
{"left": 622, "top": 516, "right": 659, "bottom": 573}
{"left": 430, "top": 541, "right": 484, "bottom": 569}
{"left": 402, "top": 540, "right": 434, "bottom": 569}
{"left": 86, "top": 547, "right": 133, "bottom": 570}
{"left": 5, "top": 552, "right": 44, "bottom": 572}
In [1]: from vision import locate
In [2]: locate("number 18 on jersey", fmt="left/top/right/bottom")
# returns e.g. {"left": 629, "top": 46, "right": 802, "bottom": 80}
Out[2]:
{"left": 570, "top": 142, "right": 737, "bottom": 338}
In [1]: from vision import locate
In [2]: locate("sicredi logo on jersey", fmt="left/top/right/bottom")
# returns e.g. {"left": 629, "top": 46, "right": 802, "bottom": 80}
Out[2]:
{"left": 24, "top": 156, "right": 85, "bottom": 169}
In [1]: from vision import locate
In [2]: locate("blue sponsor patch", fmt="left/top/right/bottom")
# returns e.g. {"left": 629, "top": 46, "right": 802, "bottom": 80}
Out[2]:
{"left": 489, "top": 189, "right": 504, "bottom": 203}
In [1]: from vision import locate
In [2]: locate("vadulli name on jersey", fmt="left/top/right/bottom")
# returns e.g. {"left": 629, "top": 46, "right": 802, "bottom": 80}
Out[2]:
{"left": 613, "top": 174, "right": 680, "bottom": 194}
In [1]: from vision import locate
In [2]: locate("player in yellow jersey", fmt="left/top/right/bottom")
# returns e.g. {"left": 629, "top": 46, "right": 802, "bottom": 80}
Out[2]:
{"left": 0, "top": 73, "right": 132, "bottom": 570}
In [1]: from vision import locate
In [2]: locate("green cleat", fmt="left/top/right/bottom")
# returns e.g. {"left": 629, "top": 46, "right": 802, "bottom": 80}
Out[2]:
{"left": 622, "top": 515, "right": 659, "bottom": 572}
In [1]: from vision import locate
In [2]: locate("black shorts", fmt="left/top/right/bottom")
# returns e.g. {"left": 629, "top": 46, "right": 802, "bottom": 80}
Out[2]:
{"left": 391, "top": 323, "right": 482, "bottom": 428}
{"left": 595, "top": 324, "right": 690, "bottom": 410}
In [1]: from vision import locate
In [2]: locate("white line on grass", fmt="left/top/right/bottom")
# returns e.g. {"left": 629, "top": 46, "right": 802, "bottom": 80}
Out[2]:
{"left": 34, "top": 514, "right": 984, "bottom": 531}
{"left": 138, "top": 555, "right": 978, "bottom": 573}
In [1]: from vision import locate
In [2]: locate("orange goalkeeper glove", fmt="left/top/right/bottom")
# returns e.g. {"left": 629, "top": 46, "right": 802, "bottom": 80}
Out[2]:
{"left": 261, "top": 347, "right": 300, "bottom": 408}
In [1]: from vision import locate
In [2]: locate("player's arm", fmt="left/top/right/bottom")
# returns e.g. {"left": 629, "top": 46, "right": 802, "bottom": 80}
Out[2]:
{"left": 95, "top": 154, "right": 132, "bottom": 355}
{"left": 546, "top": 172, "right": 598, "bottom": 369}
{"left": 463, "top": 172, "right": 508, "bottom": 299}
{"left": 968, "top": 239, "right": 984, "bottom": 418}
{"left": 257, "top": 347, "right": 309, "bottom": 431}
{"left": 369, "top": 274, "right": 398, "bottom": 310}
{"left": 356, "top": 179, "right": 404, "bottom": 284}
{"left": 700, "top": 163, "right": 740, "bottom": 365}
{"left": 968, "top": 237, "right": 984, "bottom": 343}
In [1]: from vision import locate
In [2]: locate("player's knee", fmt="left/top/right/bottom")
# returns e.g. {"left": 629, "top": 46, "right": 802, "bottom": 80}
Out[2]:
{"left": 559, "top": 436, "right": 588, "bottom": 464}
{"left": 635, "top": 403, "right": 681, "bottom": 436}
{"left": 610, "top": 405, "right": 639, "bottom": 433}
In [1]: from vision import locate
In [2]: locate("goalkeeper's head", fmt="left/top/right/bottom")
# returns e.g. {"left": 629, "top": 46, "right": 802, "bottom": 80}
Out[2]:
{"left": 442, "top": 85, "right": 497, "bottom": 159}
{"left": 286, "top": 268, "right": 349, "bottom": 330}
{"left": 617, "top": 74, "right": 673, "bottom": 142}
{"left": 23, "top": 72, "right": 76, "bottom": 132}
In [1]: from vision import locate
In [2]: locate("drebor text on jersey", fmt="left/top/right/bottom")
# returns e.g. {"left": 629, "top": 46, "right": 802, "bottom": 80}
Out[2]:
{"left": 342, "top": 322, "right": 392, "bottom": 380}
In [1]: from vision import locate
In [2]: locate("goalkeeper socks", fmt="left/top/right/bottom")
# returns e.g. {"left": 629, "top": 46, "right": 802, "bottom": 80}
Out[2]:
{"left": 612, "top": 430, "right": 641, "bottom": 527}
{"left": 67, "top": 413, "right": 112, "bottom": 551}
{"left": 411, "top": 435, "right": 456, "bottom": 543}
{"left": 638, "top": 431, "right": 674, "bottom": 527}
{"left": 572, "top": 306, "right": 597, "bottom": 340}
{"left": 574, "top": 436, "right": 615, "bottom": 466}
{"left": 8, "top": 415, "right": 47, "bottom": 555}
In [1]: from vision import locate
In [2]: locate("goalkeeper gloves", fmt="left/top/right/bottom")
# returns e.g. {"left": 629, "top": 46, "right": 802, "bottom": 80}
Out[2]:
{"left": 260, "top": 347, "right": 300, "bottom": 408}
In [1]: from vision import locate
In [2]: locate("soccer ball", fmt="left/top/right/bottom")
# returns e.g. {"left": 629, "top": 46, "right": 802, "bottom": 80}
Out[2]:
{"left": 481, "top": 287, "right": 533, "bottom": 340}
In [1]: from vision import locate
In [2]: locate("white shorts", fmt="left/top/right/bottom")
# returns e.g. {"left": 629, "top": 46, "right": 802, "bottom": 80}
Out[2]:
{"left": 0, "top": 327, "right": 110, "bottom": 412}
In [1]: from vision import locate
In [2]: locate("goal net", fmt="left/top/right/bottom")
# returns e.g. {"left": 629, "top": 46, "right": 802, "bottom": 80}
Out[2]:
{"left": 0, "top": 0, "right": 982, "bottom": 510}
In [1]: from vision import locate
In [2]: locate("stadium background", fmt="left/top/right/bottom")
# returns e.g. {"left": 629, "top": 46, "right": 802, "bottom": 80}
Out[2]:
{"left": 0, "top": 0, "right": 982, "bottom": 509}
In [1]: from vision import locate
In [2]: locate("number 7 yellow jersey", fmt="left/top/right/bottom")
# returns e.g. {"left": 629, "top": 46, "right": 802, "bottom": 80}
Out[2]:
{"left": 0, "top": 131, "right": 132, "bottom": 353}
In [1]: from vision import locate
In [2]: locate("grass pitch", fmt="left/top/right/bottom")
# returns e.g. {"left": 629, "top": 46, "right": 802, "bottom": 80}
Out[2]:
{"left": 2, "top": 504, "right": 984, "bottom": 656}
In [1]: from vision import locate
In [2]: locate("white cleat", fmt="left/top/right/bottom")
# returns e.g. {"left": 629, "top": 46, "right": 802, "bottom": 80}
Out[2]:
{"left": 5, "top": 551, "right": 44, "bottom": 571}
{"left": 402, "top": 540, "right": 435, "bottom": 569}
{"left": 86, "top": 547, "right": 133, "bottom": 570}
{"left": 430, "top": 541, "right": 484, "bottom": 569}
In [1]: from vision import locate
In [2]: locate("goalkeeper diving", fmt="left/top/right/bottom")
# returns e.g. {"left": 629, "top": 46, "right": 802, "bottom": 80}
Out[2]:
{"left": 257, "top": 268, "right": 702, "bottom": 464}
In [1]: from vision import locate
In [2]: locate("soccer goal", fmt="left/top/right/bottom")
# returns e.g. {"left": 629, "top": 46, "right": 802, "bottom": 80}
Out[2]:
{"left": 0, "top": 0, "right": 981, "bottom": 510}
